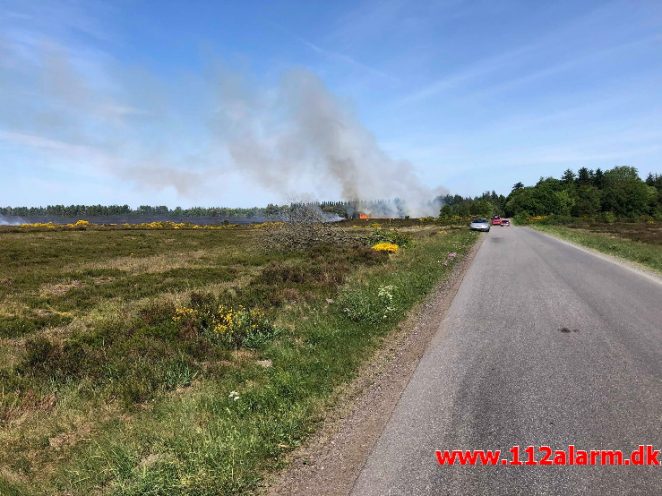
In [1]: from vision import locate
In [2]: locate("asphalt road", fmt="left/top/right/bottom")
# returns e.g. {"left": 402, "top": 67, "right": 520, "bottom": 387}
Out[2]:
{"left": 351, "top": 226, "right": 662, "bottom": 495}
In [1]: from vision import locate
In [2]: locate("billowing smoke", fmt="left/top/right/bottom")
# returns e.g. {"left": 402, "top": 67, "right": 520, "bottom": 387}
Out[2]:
{"left": 0, "top": 21, "right": 444, "bottom": 217}
{"left": 214, "top": 69, "right": 444, "bottom": 217}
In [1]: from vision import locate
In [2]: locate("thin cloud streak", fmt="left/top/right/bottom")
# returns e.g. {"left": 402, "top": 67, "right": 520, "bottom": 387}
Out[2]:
{"left": 269, "top": 21, "right": 397, "bottom": 83}
{"left": 466, "top": 33, "right": 662, "bottom": 101}
{"left": 397, "top": 0, "right": 662, "bottom": 107}
{"left": 0, "top": 130, "right": 111, "bottom": 161}
{"left": 298, "top": 37, "right": 397, "bottom": 83}
{"left": 397, "top": 43, "right": 535, "bottom": 106}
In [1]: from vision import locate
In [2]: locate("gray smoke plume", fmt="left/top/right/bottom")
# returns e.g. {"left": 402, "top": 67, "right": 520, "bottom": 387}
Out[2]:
{"left": 0, "top": 24, "right": 444, "bottom": 216}
{"left": 213, "top": 69, "right": 445, "bottom": 217}
{"left": 0, "top": 215, "right": 25, "bottom": 226}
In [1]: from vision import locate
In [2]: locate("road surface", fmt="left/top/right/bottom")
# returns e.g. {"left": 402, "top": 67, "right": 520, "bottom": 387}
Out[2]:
{"left": 352, "top": 226, "right": 662, "bottom": 495}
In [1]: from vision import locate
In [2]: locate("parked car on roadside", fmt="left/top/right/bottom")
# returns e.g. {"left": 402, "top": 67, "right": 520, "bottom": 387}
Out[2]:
{"left": 501, "top": 219, "right": 510, "bottom": 226}
{"left": 469, "top": 218, "right": 490, "bottom": 232}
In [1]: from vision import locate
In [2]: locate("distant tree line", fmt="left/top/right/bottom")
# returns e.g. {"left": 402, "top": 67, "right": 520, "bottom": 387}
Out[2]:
{"left": 439, "top": 191, "right": 507, "bottom": 219}
{"left": 7, "top": 168, "right": 658, "bottom": 222}
{"left": 0, "top": 199, "right": 410, "bottom": 220}
{"left": 440, "top": 166, "right": 662, "bottom": 221}
{"left": 0, "top": 204, "right": 279, "bottom": 219}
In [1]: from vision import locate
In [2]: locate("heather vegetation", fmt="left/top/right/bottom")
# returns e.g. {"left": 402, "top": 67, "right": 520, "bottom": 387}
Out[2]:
{"left": 0, "top": 219, "right": 476, "bottom": 494}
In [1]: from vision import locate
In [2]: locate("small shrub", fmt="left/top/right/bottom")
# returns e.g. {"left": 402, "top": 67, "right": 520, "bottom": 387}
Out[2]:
{"left": 512, "top": 213, "right": 530, "bottom": 225}
{"left": 371, "top": 242, "right": 399, "bottom": 253}
{"left": 173, "top": 294, "right": 279, "bottom": 350}
{"left": 139, "top": 300, "right": 176, "bottom": 325}
{"left": 368, "top": 228, "right": 411, "bottom": 247}
{"left": 23, "top": 337, "right": 55, "bottom": 370}
{"left": 71, "top": 220, "right": 90, "bottom": 230}
{"left": 259, "top": 263, "right": 308, "bottom": 284}
{"left": 601, "top": 211, "right": 617, "bottom": 223}
{"left": 56, "top": 341, "right": 88, "bottom": 379}
{"left": 209, "top": 305, "right": 277, "bottom": 350}
{"left": 19, "top": 337, "right": 88, "bottom": 381}
{"left": 346, "top": 245, "right": 387, "bottom": 265}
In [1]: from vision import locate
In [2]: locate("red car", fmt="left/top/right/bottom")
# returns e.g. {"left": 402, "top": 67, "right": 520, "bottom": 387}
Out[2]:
{"left": 491, "top": 215, "right": 502, "bottom": 226}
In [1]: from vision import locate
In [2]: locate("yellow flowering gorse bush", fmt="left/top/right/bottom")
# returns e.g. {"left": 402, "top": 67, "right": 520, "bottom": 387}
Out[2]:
{"left": 14, "top": 220, "right": 238, "bottom": 231}
{"left": 19, "top": 222, "right": 57, "bottom": 229}
{"left": 173, "top": 300, "right": 276, "bottom": 349}
{"left": 213, "top": 305, "right": 266, "bottom": 335}
{"left": 371, "top": 242, "right": 399, "bottom": 253}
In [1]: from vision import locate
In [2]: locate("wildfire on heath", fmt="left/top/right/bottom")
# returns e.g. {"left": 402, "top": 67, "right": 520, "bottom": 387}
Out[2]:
{"left": 358, "top": 213, "right": 369, "bottom": 220}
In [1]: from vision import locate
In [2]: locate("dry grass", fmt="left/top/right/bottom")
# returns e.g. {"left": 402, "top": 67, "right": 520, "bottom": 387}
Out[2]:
{"left": 40, "top": 280, "right": 83, "bottom": 297}
{"left": 75, "top": 249, "right": 211, "bottom": 274}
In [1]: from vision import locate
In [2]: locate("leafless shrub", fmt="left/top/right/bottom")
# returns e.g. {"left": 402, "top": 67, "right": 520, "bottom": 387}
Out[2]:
{"left": 265, "top": 204, "right": 363, "bottom": 250}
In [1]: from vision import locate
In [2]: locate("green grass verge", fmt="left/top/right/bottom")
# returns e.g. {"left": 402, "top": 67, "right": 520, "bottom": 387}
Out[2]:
{"left": 531, "top": 224, "right": 662, "bottom": 273}
{"left": 68, "top": 229, "right": 475, "bottom": 495}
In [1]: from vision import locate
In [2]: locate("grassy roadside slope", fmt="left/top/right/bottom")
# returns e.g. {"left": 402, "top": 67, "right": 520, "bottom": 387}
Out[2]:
{"left": 1, "top": 225, "right": 477, "bottom": 495}
{"left": 530, "top": 224, "right": 662, "bottom": 274}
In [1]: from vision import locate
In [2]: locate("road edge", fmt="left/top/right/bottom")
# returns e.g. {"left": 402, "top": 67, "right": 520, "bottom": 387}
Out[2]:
{"left": 261, "top": 232, "right": 485, "bottom": 496}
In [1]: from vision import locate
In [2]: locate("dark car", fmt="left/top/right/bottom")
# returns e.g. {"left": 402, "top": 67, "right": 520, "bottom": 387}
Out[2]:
{"left": 501, "top": 219, "right": 510, "bottom": 226}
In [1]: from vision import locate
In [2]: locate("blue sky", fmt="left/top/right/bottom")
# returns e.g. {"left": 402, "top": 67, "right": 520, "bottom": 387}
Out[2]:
{"left": 1, "top": 0, "right": 661, "bottom": 208}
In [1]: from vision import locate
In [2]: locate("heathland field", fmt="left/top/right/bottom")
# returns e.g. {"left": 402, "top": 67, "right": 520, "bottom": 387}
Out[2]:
{"left": 0, "top": 220, "right": 477, "bottom": 495}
